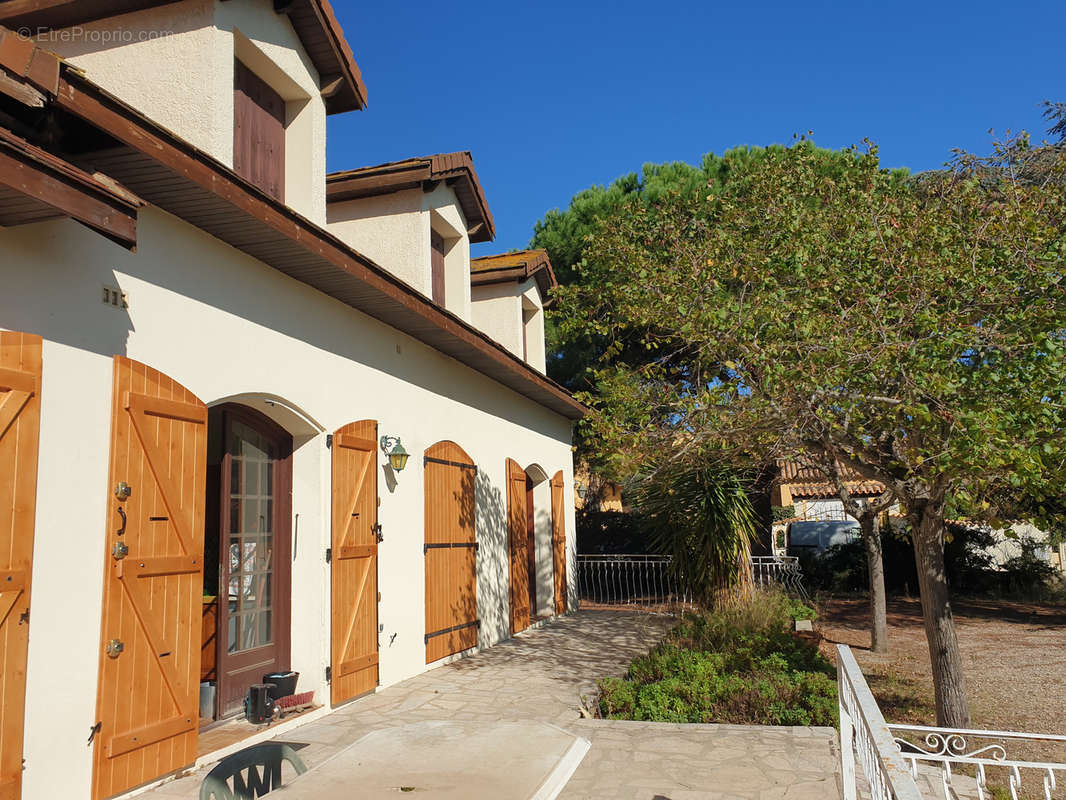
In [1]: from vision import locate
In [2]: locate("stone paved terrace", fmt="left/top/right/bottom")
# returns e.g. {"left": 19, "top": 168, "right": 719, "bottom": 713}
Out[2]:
{"left": 142, "top": 611, "right": 841, "bottom": 800}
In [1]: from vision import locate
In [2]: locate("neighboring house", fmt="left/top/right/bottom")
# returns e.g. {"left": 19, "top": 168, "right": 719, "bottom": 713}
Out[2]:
{"left": 772, "top": 460, "right": 886, "bottom": 522}
{"left": 573, "top": 461, "right": 625, "bottom": 513}
{"left": 0, "top": 5, "right": 582, "bottom": 800}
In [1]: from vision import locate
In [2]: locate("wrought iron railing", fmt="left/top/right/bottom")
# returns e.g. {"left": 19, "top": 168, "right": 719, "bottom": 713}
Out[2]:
{"left": 838, "top": 644, "right": 1066, "bottom": 800}
{"left": 575, "top": 554, "right": 690, "bottom": 608}
{"left": 575, "top": 554, "right": 809, "bottom": 608}
{"left": 838, "top": 644, "right": 925, "bottom": 800}
{"left": 751, "top": 555, "right": 810, "bottom": 602}
{"left": 889, "top": 724, "right": 1066, "bottom": 800}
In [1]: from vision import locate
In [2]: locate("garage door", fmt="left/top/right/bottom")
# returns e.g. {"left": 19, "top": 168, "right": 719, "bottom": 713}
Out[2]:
{"left": 424, "top": 441, "right": 478, "bottom": 663}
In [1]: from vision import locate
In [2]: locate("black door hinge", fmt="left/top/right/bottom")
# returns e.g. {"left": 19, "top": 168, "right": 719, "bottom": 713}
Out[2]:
{"left": 325, "top": 666, "right": 332, "bottom": 683}
{"left": 373, "top": 524, "right": 383, "bottom": 543}
{"left": 326, "top": 434, "right": 333, "bottom": 449}
{"left": 87, "top": 721, "right": 102, "bottom": 746}
{"left": 325, "top": 548, "right": 332, "bottom": 564}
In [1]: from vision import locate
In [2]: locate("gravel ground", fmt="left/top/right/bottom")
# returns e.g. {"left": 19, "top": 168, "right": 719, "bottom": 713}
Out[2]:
{"left": 818, "top": 595, "right": 1066, "bottom": 796}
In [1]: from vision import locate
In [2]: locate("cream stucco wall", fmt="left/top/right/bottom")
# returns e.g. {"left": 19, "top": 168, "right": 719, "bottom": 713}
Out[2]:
{"left": 1, "top": 208, "right": 575, "bottom": 800}
{"left": 37, "top": 0, "right": 327, "bottom": 224}
{"left": 470, "top": 277, "right": 547, "bottom": 373}
{"left": 326, "top": 184, "right": 473, "bottom": 323}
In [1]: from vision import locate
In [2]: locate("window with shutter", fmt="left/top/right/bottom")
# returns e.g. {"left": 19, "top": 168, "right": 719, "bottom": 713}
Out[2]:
{"left": 233, "top": 59, "right": 285, "bottom": 201}
{"left": 430, "top": 229, "right": 446, "bottom": 305}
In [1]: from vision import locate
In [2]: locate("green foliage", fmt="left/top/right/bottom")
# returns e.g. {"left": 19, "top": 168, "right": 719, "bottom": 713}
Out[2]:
{"left": 772, "top": 505, "right": 797, "bottom": 522}
{"left": 633, "top": 459, "right": 757, "bottom": 602}
{"left": 598, "top": 589, "right": 837, "bottom": 726}
{"left": 787, "top": 598, "right": 818, "bottom": 621}
{"left": 576, "top": 509, "right": 650, "bottom": 554}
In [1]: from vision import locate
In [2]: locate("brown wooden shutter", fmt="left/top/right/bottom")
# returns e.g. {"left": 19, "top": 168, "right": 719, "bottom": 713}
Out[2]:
{"left": 424, "top": 441, "right": 477, "bottom": 663}
{"left": 506, "top": 459, "right": 530, "bottom": 634}
{"left": 234, "top": 59, "right": 285, "bottom": 201}
{"left": 329, "top": 421, "right": 379, "bottom": 706}
{"left": 0, "top": 332, "right": 42, "bottom": 800}
{"left": 430, "top": 230, "right": 446, "bottom": 306}
{"left": 92, "top": 358, "right": 207, "bottom": 800}
{"left": 550, "top": 472, "right": 567, "bottom": 616}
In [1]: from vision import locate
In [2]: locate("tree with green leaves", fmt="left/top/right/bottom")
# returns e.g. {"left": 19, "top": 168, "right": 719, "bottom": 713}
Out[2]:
{"left": 554, "top": 137, "right": 1066, "bottom": 727}
{"left": 634, "top": 457, "right": 757, "bottom": 604}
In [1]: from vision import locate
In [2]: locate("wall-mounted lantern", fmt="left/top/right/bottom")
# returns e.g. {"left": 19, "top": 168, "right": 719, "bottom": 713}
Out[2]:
{"left": 380, "top": 435, "right": 410, "bottom": 472}
{"left": 576, "top": 484, "right": 588, "bottom": 500}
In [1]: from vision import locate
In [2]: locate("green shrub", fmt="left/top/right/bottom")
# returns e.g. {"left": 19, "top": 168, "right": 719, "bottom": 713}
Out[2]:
{"left": 598, "top": 588, "right": 838, "bottom": 726}
{"left": 772, "top": 505, "right": 797, "bottom": 522}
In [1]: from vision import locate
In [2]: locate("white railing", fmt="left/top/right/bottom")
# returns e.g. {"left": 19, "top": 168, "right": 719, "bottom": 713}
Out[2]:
{"left": 837, "top": 644, "right": 924, "bottom": 800}
{"left": 576, "top": 554, "right": 808, "bottom": 608}
{"left": 751, "top": 555, "right": 810, "bottom": 601}
{"left": 889, "top": 724, "right": 1066, "bottom": 800}
{"left": 837, "top": 644, "right": 1066, "bottom": 800}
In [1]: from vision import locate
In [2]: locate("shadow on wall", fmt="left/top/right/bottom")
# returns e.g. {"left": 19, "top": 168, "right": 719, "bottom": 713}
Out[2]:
{"left": 535, "top": 506, "right": 554, "bottom": 616}
{"left": 473, "top": 468, "right": 509, "bottom": 646}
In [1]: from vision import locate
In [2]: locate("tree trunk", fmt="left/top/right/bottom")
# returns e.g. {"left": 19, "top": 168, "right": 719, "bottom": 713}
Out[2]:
{"left": 860, "top": 513, "right": 888, "bottom": 654}
{"left": 909, "top": 500, "right": 971, "bottom": 728}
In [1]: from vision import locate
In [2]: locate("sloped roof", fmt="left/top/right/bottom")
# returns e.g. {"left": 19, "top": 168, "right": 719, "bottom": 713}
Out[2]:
{"left": 0, "top": 0, "right": 367, "bottom": 112}
{"left": 777, "top": 459, "right": 885, "bottom": 499}
{"left": 326, "top": 152, "right": 495, "bottom": 243}
{"left": 470, "top": 249, "right": 558, "bottom": 303}
{"left": 0, "top": 29, "right": 585, "bottom": 420}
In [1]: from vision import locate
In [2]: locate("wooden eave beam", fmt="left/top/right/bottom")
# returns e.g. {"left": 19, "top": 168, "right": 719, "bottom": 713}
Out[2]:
{"left": 0, "top": 138, "right": 138, "bottom": 248}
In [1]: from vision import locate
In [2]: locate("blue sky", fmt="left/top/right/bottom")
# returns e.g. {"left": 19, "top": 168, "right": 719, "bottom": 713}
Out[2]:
{"left": 326, "top": 0, "right": 1062, "bottom": 258}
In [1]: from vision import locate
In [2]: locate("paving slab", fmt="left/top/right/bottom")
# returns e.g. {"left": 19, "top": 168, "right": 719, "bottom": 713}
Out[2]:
{"left": 136, "top": 611, "right": 840, "bottom": 800}
{"left": 273, "top": 720, "right": 589, "bottom": 799}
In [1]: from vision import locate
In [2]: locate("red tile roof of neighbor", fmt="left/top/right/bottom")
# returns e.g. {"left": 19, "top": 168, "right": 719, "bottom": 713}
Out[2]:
{"left": 776, "top": 459, "right": 885, "bottom": 499}
{"left": 0, "top": 0, "right": 367, "bottom": 112}
{"left": 470, "top": 249, "right": 558, "bottom": 303}
{"left": 0, "top": 28, "right": 585, "bottom": 419}
{"left": 326, "top": 153, "right": 496, "bottom": 243}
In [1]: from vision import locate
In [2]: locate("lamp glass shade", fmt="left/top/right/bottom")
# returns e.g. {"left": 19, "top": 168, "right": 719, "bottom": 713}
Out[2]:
{"left": 388, "top": 442, "right": 409, "bottom": 472}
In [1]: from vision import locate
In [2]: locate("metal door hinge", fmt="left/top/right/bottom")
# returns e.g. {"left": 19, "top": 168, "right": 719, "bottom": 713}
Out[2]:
{"left": 373, "top": 524, "right": 383, "bottom": 543}
{"left": 87, "top": 722, "right": 102, "bottom": 745}
{"left": 326, "top": 434, "right": 333, "bottom": 449}
{"left": 18, "top": 607, "right": 29, "bottom": 625}
{"left": 325, "top": 666, "right": 332, "bottom": 682}
{"left": 325, "top": 548, "right": 332, "bottom": 564}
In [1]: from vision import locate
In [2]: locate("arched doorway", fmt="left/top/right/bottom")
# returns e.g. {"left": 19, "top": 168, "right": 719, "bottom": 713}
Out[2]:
{"left": 203, "top": 403, "right": 293, "bottom": 718}
{"left": 507, "top": 461, "right": 552, "bottom": 633}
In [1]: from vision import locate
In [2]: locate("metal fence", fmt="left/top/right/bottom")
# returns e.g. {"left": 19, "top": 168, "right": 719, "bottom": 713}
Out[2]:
{"left": 752, "top": 555, "right": 810, "bottom": 602}
{"left": 575, "top": 554, "right": 690, "bottom": 608}
{"left": 575, "top": 554, "right": 809, "bottom": 608}
{"left": 838, "top": 643, "right": 1066, "bottom": 800}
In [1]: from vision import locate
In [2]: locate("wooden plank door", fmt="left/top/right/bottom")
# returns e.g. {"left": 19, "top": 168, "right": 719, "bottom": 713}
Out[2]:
{"left": 506, "top": 459, "right": 530, "bottom": 634}
{"left": 233, "top": 59, "right": 285, "bottom": 201}
{"left": 0, "top": 332, "right": 42, "bottom": 800}
{"left": 550, "top": 471, "right": 567, "bottom": 616}
{"left": 424, "top": 442, "right": 477, "bottom": 663}
{"left": 92, "top": 358, "right": 207, "bottom": 800}
{"left": 329, "top": 421, "right": 379, "bottom": 706}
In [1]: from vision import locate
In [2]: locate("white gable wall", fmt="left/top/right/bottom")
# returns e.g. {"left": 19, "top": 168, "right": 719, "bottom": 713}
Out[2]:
{"left": 326, "top": 183, "right": 474, "bottom": 323}
{"left": 1, "top": 209, "right": 575, "bottom": 800}
{"left": 37, "top": 0, "right": 328, "bottom": 224}
{"left": 470, "top": 276, "right": 547, "bottom": 372}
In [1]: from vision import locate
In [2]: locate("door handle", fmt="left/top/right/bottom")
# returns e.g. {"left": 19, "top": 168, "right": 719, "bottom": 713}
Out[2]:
{"left": 115, "top": 506, "right": 127, "bottom": 537}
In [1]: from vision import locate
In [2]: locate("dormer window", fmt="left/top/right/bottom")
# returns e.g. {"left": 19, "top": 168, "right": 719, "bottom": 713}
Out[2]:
{"left": 234, "top": 59, "right": 285, "bottom": 201}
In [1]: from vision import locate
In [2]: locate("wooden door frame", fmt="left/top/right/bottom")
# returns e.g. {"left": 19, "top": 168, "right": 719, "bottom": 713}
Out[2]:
{"left": 213, "top": 403, "right": 292, "bottom": 718}
{"left": 525, "top": 475, "right": 536, "bottom": 616}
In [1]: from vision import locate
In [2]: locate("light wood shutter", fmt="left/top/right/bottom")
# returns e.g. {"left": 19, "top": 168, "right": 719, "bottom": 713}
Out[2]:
{"left": 0, "top": 332, "right": 42, "bottom": 800}
{"left": 329, "top": 421, "right": 379, "bottom": 705}
{"left": 92, "top": 358, "right": 207, "bottom": 800}
{"left": 551, "top": 471, "right": 567, "bottom": 616}
{"left": 423, "top": 442, "right": 477, "bottom": 663}
{"left": 506, "top": 459, "right": 530, "bottom": 634}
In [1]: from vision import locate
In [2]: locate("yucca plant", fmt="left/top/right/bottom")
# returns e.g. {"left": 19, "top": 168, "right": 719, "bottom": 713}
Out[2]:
{"left": 633, "top": 459, "right": 756, "bottom": 605}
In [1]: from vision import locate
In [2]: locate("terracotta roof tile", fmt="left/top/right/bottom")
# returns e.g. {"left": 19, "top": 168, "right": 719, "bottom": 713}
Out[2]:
{"left": 776, "top": 459, "right": 885, "bottom": 499}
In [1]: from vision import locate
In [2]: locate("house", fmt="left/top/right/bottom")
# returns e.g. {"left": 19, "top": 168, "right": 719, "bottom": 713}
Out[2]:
{"left": 771, "top": 459, "right": 886, "bottom": 522}
{"left": 0, "top": 3, "right": 582, "bottom": 799}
